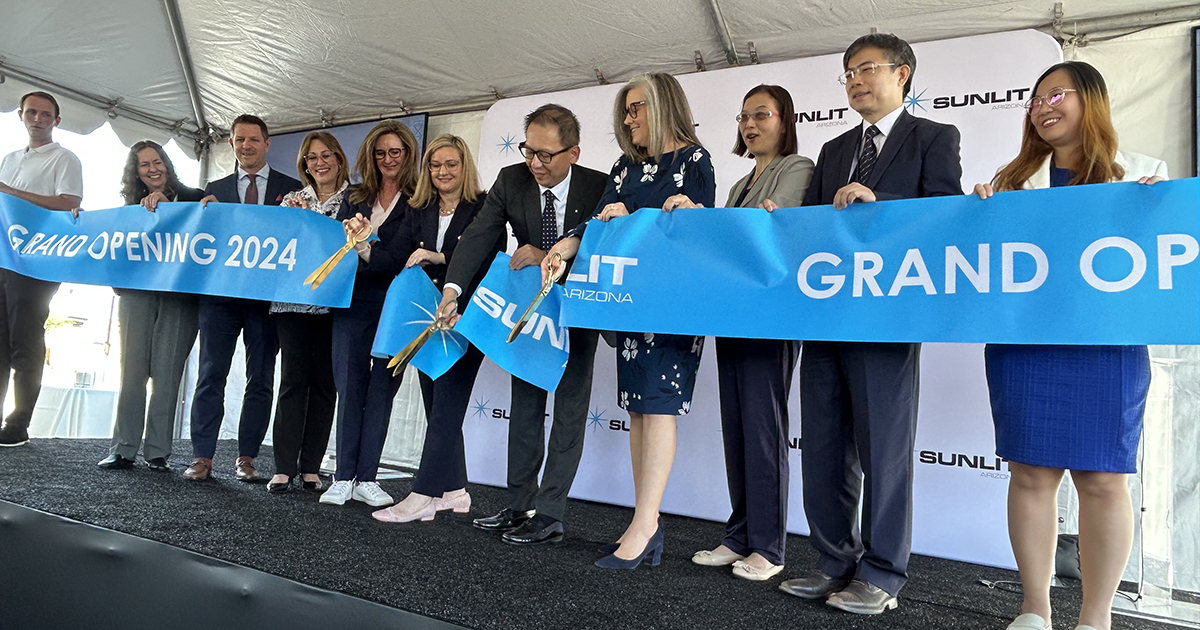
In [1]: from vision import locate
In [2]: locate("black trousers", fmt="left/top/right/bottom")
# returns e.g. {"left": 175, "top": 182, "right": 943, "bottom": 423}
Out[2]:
{"left": 799, "top": 341, "right": 920, "bottom": 596}
{"left": 271, "top": 312, "right": 336, "bottom": 477}
{"left": 506, "top": 327, "right": 599, "bottom": 522}
{"left": 413, "top": 344, "right": 486, "bottom": 496}
{"left": 190, "top": 299, "right": 279, "bottom": 460}
{"left": 715, "top": 337, "right": 798, "bottom": 566}
{"left": 0, "top": 270, "right": 59, "bottom": 430}
{"left": 331, "top": 302, "right": 401, "bottom": 482}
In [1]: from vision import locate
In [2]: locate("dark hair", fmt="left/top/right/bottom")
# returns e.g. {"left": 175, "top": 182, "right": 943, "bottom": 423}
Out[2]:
{"left": 523, "top": 104, "right": 581, "bottom": 148}
{"left": 20, "top": 91, "right": 60, "bottom": 118}
{"left": 230, "top": 114, "right": 270, "bottom": 139}
{"left": 843, "top": 33, "right": 916, "bottom": 97}
{"left": 994, "top": 61, "right": 1123, "bottom": 190}
{"left": 120, "top": 141, "right": 184, "bottom": 205}
{"left": 732, "top": 85, "right": 799, "bottom": 158}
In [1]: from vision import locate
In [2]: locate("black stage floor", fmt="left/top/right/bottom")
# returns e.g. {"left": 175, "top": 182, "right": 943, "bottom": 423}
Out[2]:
{"left": 0, "top": 439, "right": 1180, "bottom": 630}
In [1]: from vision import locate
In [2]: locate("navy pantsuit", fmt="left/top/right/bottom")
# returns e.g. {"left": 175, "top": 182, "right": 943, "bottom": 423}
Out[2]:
{"left": 331, "top": 301, "right": 401, "bottom": 482}
{"left": 799, "top": 109, "right": 962, "bottom": 595}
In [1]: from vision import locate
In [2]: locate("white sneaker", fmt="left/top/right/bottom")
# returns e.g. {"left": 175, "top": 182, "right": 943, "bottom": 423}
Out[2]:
{"left": 319, "top": 480, "right": 354, "bottom": 505}
{"left": 352, "top": 481, "right": 394, "bottom": 507}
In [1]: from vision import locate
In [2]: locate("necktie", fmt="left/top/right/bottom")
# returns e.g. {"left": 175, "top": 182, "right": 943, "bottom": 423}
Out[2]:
{"left": 541, "top": 190, "right": 557, "bottom": 251}
{"left": 245, "top": 174, "right": 259, "bottom": 205}
{"left": 853, "top": 125, "right": 881, "bottom": 184}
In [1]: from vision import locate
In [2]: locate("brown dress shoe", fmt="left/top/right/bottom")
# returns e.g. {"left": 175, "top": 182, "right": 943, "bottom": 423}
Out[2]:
{"left": 235, "top": 456, "right": 262, "bottom": 482}
{"left": 182, "top": 457, "right": 213, "bottom": 480}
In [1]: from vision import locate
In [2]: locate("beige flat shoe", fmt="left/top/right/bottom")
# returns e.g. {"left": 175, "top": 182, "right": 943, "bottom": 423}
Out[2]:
{"left": 691, "top": 547, "right": 746, "bottom": 566}
{"left": 1006, "top": 613, "right": 1051, "bottom": 629}
{"left": 1074, "top": 626, "right": 1099, "bottom": 630}
{"left": 731, "top": 559, "right": 783, "bottom": 581}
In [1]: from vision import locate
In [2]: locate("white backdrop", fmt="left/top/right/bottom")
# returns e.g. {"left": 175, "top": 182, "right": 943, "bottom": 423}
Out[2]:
{"left": 459, "top": 29, "right": 1063, "bottom": 569}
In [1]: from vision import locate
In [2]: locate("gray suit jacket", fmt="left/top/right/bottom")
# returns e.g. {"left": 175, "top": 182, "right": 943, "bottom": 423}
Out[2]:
{"left": 724, "top": 153, "right": 815, "bottom": 209}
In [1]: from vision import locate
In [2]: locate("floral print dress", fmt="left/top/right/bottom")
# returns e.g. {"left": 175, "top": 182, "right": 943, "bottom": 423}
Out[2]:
{"left": 571, "top": 145, "right": 716, "bottom": 415}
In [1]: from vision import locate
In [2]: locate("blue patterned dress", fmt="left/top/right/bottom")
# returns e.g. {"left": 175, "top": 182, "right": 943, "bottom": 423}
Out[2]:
{"left": 984, "top": 165, "right": 1149, "bottom": 473}
{"left": 571, "top": 145, "right": 716, "bottom": 415}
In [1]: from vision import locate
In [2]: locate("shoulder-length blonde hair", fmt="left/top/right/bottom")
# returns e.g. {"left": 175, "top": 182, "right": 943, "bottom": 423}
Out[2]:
{"left": 350, "top": 120, "right": 420, "bottom": 205}
{"left": 613, "top": 72, "right": 702, "bottom": 162}
{"left": 410, "top": 134, "right": 484, "bottom": 208}
{"left": 993, "top": 61, "right": 1123, "bottom": 191}
{"left": 296, "top": 131, "right": 350, "bottom": 191}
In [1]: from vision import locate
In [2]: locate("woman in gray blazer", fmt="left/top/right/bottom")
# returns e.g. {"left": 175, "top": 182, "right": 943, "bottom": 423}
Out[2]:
{"left": 690, "top": 85, "right": 813, "bottom": 582}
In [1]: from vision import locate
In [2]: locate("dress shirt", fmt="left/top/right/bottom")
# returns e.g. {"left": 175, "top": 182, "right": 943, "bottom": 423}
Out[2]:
{"left": 846, "top": 105, "right": 904, "bottom": 185}
{"left": 538, "top": 169, "right": 571, "bottom": 238}
{"left": 0, "top": 142, "right": 83, "bottom": 198}
{"left": 237, "top": 164, "right": 272, "bottom": 204}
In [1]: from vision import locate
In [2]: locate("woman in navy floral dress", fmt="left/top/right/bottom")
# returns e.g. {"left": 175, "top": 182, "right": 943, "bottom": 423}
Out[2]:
{"left": 547, "top": 72, "right": 715, "bottom": 569}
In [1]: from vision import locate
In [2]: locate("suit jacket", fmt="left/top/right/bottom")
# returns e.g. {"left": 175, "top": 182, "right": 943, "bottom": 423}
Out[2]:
{"left": 725, "top": 153, "right": 815, "bottom": 208}
{"left": 1019, "top": 150, "right": 1168, "bottom": 189}
{"left": 802, "top": 109, "right": 963, "bottom": 206}
{"left": 335, "top": 189, "right": 414, "bottom": 305}
{"left": 402, "top": 193, "right": 502, "bottom": 309}
{"left": 203, "top": 167, "right": 302, "bottom": 206}
{"left": 445, "top": 163, "right": 608, "bottom": 290}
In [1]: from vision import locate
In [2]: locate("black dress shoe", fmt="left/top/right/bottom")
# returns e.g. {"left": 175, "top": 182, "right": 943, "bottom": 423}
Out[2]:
{"left": 144, "top": 457, "right": 170, "bottom": 472}
{"left": 98, "top": 454, "right": 135, "bottom": 469}
{"left": 473, "top": 508, "right": 535, "bottom": 532}
{"left": 779, "top": 572, "right": 852, "bottom": 600}
{"left": 502, "top": 514, "right": 564, "bottom": 545}
{"left": 267, "top": 480, "right": 291, "bottom": 493}
{"left": 301, "top": 477, "right": 324, "bottom": 491}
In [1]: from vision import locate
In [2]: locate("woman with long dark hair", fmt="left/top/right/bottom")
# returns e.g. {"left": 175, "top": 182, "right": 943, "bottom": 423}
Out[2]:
{"left": 545, "top": 72, "right": 716, "bottom": 569}
{"left": 319, "top": 120, "right": 421, "bottom": 508}
{"left": 973, "top": 61, "right": 1168, "bottom": 630}
{"left": 98, "top": 141, "right": 204, "bottom": 472}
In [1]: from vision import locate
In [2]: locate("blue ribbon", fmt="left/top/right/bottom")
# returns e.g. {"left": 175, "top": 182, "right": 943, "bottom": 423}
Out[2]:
{"left": 0, "top": 194, "right": 357, "bottom": 307}
{"left": 560, "top": 178, "right": 1200, "bottom": 344}
{"left": 455, "top": 254, "right": 570, "bottom": 391}
{"left": 371, "top": 267, "right": 468, "bottom": 380}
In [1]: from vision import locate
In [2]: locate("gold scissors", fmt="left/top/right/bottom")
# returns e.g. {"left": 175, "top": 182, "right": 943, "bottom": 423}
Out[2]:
{"left": 506, "top": 252, "right": 563, "bottom": 343}
{"left": 305, "top": 223, "right": 372, "bottom": 290}
{"left": 387, "top": 319, "right": 447, "bottom": 376}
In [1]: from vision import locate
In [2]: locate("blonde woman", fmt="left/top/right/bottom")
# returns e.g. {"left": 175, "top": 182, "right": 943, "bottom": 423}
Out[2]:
{"left": 545, "top": 73, "right": 716, "bottom": 569}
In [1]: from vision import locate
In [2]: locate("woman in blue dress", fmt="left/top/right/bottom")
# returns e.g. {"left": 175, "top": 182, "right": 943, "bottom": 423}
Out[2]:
{"left": 972, "top": 61, "right": 1168, "bottom": 630}
{"left": 546, "top": 72, "right": 716, "bottom": 569}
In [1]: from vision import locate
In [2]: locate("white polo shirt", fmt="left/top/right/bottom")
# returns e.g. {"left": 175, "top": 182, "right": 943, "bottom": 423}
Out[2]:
{"left": 0, "top": 142, "right": 84, "bottom": 199}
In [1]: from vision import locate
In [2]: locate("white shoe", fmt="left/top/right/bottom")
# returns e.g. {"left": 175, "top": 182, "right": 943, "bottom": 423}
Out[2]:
{"left": 731, "top": 559, "right": 784, "bottom": 581}
{"left": 435, "top": 489, "right": 471, "bottom": 513}
{"left": 319, "top": 480, "right": 354, "bottom": 505}
{"left": 1007, "top": 613, "right": 1051, "bottom": 629}
{"left": 1074, "top": 626, "right": 1099, "bottom": 630}
{"left": 352, "top": 481, "right": 394, "bottom": 507}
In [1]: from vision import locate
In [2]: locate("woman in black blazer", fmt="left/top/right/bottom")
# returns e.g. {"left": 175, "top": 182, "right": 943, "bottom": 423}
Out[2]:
{"left": 99, "top": 141, "right": 205, "bottom": 472}
{"left": 373, "top": 134, "right": 502, "bottom": 523}
{"left": 319, "top": 120, "right": 422, "bottom": 508}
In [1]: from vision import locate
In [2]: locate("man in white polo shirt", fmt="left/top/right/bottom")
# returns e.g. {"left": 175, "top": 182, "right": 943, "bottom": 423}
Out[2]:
{"left": 0, "top": 91, "right": 83, "bottom": 447}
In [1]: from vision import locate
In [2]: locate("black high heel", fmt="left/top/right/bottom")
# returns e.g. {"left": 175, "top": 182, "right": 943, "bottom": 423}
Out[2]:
{"left": 598, "top": 516, "right": 661, "bottom": 555}
{"left": 594, "top": 526, "right": 664, "bottom": 570}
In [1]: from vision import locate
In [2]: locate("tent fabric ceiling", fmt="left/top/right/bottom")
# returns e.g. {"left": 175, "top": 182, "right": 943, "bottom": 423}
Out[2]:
{"left": 0, "top": 0, "right": 1195, "bottom": 146}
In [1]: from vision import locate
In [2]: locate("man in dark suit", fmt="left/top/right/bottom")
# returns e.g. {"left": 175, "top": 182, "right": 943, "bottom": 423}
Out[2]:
{"left": 778, "top": 34, "right": 962, "bottom": 614}
{"left": 183, "top": 114, "right": 301, "bottom": 481}
{"left": 436, "top": 104, "right": 607, "bottom": 545}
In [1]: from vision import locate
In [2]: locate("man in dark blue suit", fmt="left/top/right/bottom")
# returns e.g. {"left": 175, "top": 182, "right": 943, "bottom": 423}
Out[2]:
{"left": 183, "top": 114, "right": 301, "bottom": 481}
{"left": 779, "top": 34, "right": 963, "bottom": 614}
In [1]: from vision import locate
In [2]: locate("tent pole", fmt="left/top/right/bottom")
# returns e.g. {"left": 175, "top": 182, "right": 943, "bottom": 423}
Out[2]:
{"left": 162, "top": 0, "right": 208, "bottom": 136}
{"left": 705, "top": 0, "right": 740, "bottom": 66}
{"left": 1041, "top": 5, "right": 1200, "bottom": 41}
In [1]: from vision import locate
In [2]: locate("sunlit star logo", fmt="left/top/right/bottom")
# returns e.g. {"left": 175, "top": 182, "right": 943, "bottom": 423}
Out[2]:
{"left": 471, "top": 397, "right": 491, "bottom": 419}
{"left": 406, "top": 301, "right": 465, "bottom": 356}
{"left": 905, "top": 87, "right": 930, "bottom": 113}
{"left": 587, "top": 408, "right": 609, "bottom": 432}
{"left": 498, "top": 134, "right": 518, "bottom": 155}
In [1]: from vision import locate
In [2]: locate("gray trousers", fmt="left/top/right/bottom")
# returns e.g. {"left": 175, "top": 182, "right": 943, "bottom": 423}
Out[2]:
{"left": 110, "top": 291, "right": 199, "bottom": 461}
{"left": 507, "top": 327, "right": 598, "bottom": 522}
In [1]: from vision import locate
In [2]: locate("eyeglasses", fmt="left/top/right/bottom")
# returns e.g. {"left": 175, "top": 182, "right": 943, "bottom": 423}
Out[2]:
{"left": 304, "top": 151, "right": 336, "bottom": 163}
{"left": 624, "top": 101, "right": 647, "bottom": 120}
{"left": 373, "top": 148, "right": 405, "bottom": 160}
{"left": 1024, "top": 87, "right": 1077, "bottom": 114}
{"left": 837, "top": 62, "right": 897, "bottom": 85}
{"left": 429, "top": 159, "right": 460, "bottom": 172}
{"left": 518, "top": 142, "right": 572, "bottom": 165}
{"left": 735, "top": 111, "right": 779, "bottom": 124}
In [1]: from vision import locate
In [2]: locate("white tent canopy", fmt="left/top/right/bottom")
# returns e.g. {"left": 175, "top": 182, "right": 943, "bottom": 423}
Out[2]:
{"left": 2, "top": 0, "right": 1197, "bottom": 163}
